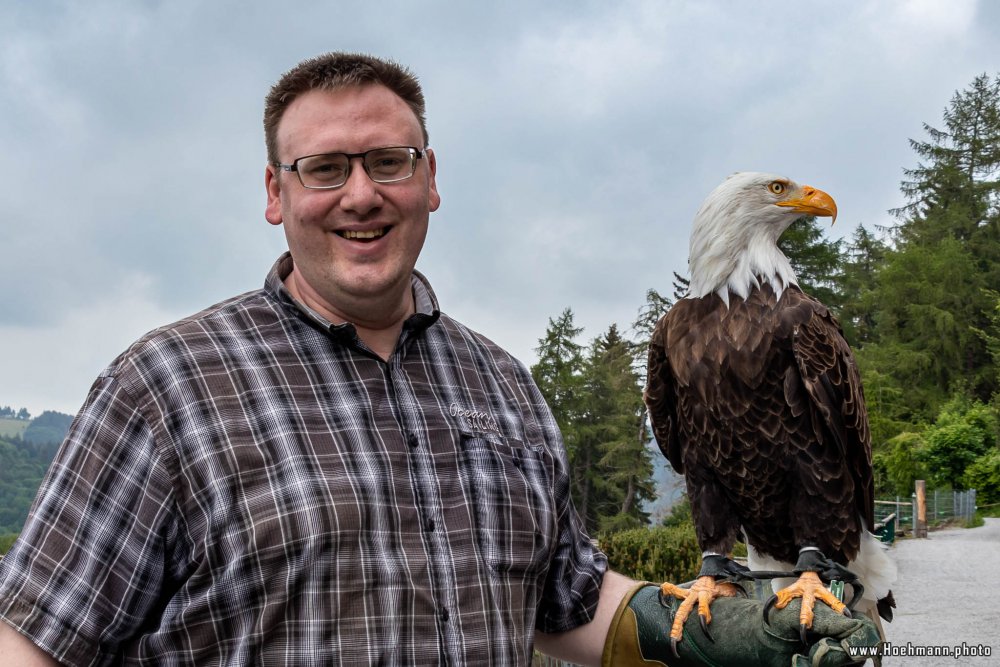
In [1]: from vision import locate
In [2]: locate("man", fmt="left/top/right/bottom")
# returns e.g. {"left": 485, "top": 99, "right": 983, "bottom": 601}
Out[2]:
{"left": 0, "top": 53, "right": 878, "bottom": 666}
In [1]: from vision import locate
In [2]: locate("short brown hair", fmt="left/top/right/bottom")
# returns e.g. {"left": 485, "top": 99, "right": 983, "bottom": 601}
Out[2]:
{"left": 263, "top": 52, "right": 428, "bottom": 164}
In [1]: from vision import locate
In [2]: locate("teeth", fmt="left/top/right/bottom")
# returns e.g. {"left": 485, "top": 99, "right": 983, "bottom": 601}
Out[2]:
{"left": 340, "top": 228, "right": 386, "bottom": 240}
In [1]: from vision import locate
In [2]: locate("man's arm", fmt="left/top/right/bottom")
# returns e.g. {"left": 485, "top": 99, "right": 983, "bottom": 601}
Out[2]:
{"left": 0, "top": 621, "right": 61, "bottom": 666}
{"left": 534, "top": 569, "right": 636, "bottom": 667}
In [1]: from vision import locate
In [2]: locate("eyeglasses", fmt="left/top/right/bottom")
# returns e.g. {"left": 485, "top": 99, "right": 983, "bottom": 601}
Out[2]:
{"left": 275, "top": 146, "right": 426, "bottom": 190}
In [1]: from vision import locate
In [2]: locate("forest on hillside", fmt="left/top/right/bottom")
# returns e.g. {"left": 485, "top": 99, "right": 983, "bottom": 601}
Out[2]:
{"left": 0, "top": 411, "right": 72, "bottom": 535}
{"left": 530, "top": 73, "right": 1000, "bottom": 536}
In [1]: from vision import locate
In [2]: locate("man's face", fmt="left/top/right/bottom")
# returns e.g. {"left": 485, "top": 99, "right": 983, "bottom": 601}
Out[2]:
{"left": 265, "top": 84, "right": 440, "bottom": 320}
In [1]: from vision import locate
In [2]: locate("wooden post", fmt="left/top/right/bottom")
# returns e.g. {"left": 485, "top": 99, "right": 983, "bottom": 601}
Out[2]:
{"left": 915, "top": 480, "right": 928, "bottom": 538}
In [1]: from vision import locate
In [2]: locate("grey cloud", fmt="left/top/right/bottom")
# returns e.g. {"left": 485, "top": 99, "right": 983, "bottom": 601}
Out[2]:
{"left": 2, "top": 0, "right": 999, "bottom": 413}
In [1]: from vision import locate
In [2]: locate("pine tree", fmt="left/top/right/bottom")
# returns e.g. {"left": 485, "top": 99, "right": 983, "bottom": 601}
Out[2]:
{"left": 531, "top": 308, "right": 589, "bottom": 517}
{"left": 533, "top": 310, "right": 660, "bottom": 534}
{"left": 578, "top": 326, "right": 655, "bottom": 533}
{"left": 894, "top": 73, "right": 1000, "bottom": 245}
{"left": 973, "top": 290, "right": 1000, "bottom": 388}
{"left": 671, "top": 273, "right": 690, "bottom": 302}
{"left": 871, "top": 73, "right": 1000, "bottom": 410}
{"left": 839, "top": 225, "right": 889, "bottom": 348}
{"left": 630, "top": 287, "right": 673, "bottom": 382}
{"left": 867, "top": 240, "right": 983, "bottom": 414}
{"left": 777, "top": 216, "right": 843, "bottom": 312}
{"left": 531, "top": 307, "right": 586, "bottom": 433}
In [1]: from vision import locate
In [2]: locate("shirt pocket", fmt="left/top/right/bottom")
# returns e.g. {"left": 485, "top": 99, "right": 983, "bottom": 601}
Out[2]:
{"left": 457, "top": 431, "right": 557, "bottom": 578}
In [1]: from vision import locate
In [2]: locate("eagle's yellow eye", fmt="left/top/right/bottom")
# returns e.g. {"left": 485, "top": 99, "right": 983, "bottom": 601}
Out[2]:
{"left": 768, "top": 181, "right": 786, "bottom": 195}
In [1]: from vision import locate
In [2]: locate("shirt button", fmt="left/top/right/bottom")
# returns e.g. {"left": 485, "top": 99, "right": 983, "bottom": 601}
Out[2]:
{"left": 425, "top": 519, "right": 436, "bottom": 532}
{"left": 439, "top": 607, "right": 450, "bottom": 622}
{"left": 406, "top": 432, "right": 419, "bottom": 448}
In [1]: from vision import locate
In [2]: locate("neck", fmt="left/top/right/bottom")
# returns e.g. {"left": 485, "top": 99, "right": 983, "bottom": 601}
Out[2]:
{"left": 284, "top": 269, "right": 413, "bottom": 361}
{"left": 689, "top": 237, "right": 797, "bottom": 307}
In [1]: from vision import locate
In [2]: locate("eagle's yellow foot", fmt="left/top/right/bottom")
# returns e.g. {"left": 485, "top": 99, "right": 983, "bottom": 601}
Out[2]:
{"left": 763, "top": 571, "right": 850, "bottom": 643}
{"left": 661, "top": 575, "right": 743, "bottom": 655}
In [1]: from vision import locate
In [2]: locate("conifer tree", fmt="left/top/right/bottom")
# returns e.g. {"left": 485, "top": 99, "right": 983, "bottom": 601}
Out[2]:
{"left": 531, "top": 308, "right": 591, "bottom": 518}
{"left": 579, "top": 325, "right": 654, "bottom": 533}
{"left": 531, "top": 307, "right": 585, "bottom": 434}
{"left": 630, "top": 287, "right": 673, "bottom": 381}
{"left": 671, "top": 273, "right": 690, "bottom": 302}
{"left": 870, "top": 73, "right": 1000, "bottom": 411}
{"left": 839, "top": 225, "right": 889, "bottom": 348}
{"left": 778, "top": 216, "right": 843, "bottom": 312}
{"left": 894, "top": 73, "right": 1000, "bottom": 246}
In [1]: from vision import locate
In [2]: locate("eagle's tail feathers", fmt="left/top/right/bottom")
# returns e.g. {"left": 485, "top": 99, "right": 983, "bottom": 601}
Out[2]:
{"left": 745, "top": 532, "right": 896, "bottom": 608}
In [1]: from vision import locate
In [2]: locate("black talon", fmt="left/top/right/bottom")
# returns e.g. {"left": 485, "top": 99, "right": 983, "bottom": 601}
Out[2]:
{"left": 670, "top": 637, "right": 681, "bottom": 659}
{"left": 658, "top": 589, "right": 671, "bottom": 609}
{"left": 762, "top": 594, "right": 778, "bottom": 626}
{"left": 799, "top": 624, "right": 808, "bottom": 645}
{"left": 841, "top": 606, "right": 852, "bottom": 618}
{"left": 699, "top": 614, "right": 714, "bottom": 642}
{"left": 845, "top": 581, "right": 864, "bottom": 613}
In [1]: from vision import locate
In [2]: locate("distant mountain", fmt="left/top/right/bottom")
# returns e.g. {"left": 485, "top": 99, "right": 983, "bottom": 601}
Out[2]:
{"left": 642, "top": 439, "right": 686, "bottom": 524}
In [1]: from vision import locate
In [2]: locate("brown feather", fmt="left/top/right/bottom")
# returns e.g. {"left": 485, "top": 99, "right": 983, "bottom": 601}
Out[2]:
{"left": 644, "top": 284, "right": 873, "bottom": 565}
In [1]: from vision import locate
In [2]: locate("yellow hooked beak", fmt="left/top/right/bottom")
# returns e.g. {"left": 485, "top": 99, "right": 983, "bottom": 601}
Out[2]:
{"left": 775, "top": 185, "right": 838, "bottom": 224}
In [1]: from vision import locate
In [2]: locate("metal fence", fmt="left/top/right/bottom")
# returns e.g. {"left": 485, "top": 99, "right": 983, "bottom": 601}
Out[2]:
{"left": 875, "top": 488, "right": 977, "bottom": 537}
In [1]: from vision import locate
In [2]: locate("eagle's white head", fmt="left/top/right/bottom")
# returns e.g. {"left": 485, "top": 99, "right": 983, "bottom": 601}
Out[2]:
{"left": 687, "top": 171, "right": 837, "bottom": 306}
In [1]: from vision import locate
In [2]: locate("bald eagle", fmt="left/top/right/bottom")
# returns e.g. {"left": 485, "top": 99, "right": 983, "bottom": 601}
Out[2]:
{"left": 645, "top": 172, "right": 895, "bottom": 649}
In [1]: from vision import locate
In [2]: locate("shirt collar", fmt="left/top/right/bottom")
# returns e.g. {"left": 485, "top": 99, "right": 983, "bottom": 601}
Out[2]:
{"left": 264, "top": 252, "right": 441, "bottom": 336}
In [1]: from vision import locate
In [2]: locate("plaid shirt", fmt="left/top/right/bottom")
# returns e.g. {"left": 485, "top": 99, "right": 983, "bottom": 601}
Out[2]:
{"left": 0, "top": 254, "right": 606, "bottom": 666}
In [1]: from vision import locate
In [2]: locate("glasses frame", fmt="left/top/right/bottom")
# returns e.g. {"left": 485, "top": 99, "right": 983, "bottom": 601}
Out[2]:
{"left": 275, "top": 146, "right": 426, "bottom": 190}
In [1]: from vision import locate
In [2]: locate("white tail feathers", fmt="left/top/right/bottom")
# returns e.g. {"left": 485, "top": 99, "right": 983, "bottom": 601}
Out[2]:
{"left": 850, "top": 530, "right": 897, "bottom": 609}
{"left": 745, "top": 530, "right": 896, "bottom": 609}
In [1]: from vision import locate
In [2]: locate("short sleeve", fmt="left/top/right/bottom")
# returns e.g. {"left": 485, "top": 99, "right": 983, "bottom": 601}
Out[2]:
{"left": 0, "top": 375, "right": 184, "bottom": 667}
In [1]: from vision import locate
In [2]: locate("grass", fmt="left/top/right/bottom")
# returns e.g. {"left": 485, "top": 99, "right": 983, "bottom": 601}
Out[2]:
{"left": 976, "top": 504, "right": 1000, "bottom": 518}
{"left": 0, "top": 418, "right": 29, "bottom": 438}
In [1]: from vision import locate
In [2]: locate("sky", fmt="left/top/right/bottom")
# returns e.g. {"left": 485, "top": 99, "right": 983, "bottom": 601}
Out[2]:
{"left": 2, "top": 0, "right": 999, "bottom": 417}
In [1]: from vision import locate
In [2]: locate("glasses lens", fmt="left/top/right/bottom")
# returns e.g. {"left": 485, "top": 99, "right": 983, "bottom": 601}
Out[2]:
{"left": 298, "top": 154, "right": 350, "bottom": 188}
{"left": 365, "top": 148, "right": 415, "bottom": 183}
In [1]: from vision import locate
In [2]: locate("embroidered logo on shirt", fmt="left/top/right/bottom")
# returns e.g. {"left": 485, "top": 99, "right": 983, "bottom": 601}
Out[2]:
{"left": 449, "top": 403, "right": 502, "bottom": 434}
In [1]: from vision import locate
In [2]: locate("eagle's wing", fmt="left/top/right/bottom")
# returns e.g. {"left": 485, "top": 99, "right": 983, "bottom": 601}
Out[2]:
{"left": 645, "top": 312, "right": 683, "bottom": 473}
{"left": 787, "top": 292, "right": 874, "bottom": 531}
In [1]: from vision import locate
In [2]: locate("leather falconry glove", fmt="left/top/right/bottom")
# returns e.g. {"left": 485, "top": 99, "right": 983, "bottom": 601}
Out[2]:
{"left": 602, "top": 582, "right": 882, "bottom": 667}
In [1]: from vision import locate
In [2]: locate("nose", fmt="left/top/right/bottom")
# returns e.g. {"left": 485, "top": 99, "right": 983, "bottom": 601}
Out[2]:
{"left": 338, "top": 157, "right": 383, "bottom": 215}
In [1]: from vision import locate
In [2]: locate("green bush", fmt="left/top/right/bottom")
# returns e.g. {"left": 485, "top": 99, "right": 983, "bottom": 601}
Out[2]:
{"left": 879, "top": 431, "right": 930, "bottom": 496}
{"left": 599, "top": 524, "right": 702, "bottom": 583}
{"left": 922, "top": 399, "right": 997, "bottom": 489}
{"left": 964, "top": 449, "right": 1000, "bottom": 505}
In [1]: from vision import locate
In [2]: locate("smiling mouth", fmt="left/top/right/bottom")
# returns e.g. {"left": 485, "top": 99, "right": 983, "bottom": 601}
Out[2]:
{"left": 336, "top": 227, "right": 389, "bottom": 241}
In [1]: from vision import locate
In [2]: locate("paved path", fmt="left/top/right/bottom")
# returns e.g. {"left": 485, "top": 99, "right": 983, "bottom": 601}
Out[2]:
{"left": 882, "top": 517, "right": 999, "bottom": 664}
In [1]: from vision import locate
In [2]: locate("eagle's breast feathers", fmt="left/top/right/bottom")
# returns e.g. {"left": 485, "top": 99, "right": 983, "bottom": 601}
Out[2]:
{"left": 647, "top": 283, "right": 873, "bottom": 565}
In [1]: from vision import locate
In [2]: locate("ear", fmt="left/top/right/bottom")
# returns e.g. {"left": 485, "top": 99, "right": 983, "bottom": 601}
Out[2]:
{"left": 426, "top": 148, "right": 441, "bottom": 213}
{"left": 264, "top": 164, "right": 283, "bottom": 226}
